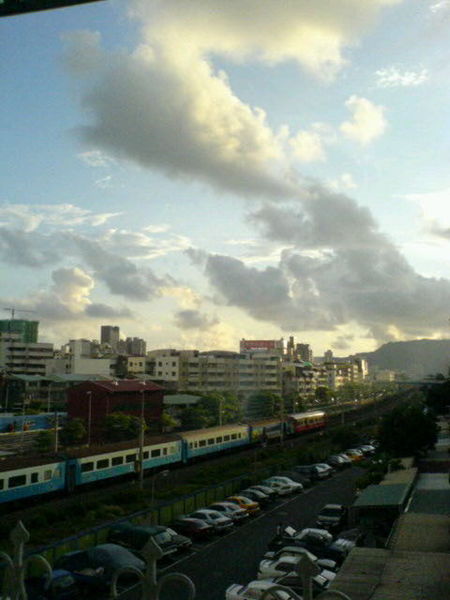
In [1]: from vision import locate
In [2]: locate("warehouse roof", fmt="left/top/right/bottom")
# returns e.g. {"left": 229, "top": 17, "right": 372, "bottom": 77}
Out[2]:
{"left": 352, "top": 483, "right": 411, "bottom": 508}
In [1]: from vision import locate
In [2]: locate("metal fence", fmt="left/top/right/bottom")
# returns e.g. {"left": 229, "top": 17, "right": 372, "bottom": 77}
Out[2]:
{"left": 19, "top": 467, "right": 273, "bottom": 568}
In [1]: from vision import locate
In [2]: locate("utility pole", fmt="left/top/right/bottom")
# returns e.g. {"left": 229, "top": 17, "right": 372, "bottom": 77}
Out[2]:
{"left": 139, "top": 386, "right": 145, "bottom": 490}
{"left": 87, "top": 391, "right": 92, "bottom": 447}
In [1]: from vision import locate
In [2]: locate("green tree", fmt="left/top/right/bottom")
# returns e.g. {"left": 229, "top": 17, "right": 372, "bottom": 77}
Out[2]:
{"left": 331, "top": 425, "right": 360, "bottom": 449}
{"left": 378, "top": 400, "right": 438, "bottom": 457}
{"left": 161, "top": 411, "right": 179, "bottom": 431}
{"left": 34, "top": 430, "right": 54, "bottom": 453}
{"left": 424, "top": 378, "right": 450, "bottom": 415}
{"left": 179, "top": 406, "right": 210, "bottom": 430}
{"left": 197, "top": 391, "right": 243, "bottom": 426}
{"left": 60, "top": 418, "right": 87, "bottom": 446}
{"left": 104, "top": 413, "right": 142, "bottom": 442}
{"left": 245, "top": 391, "right": 280, "bottom": 420}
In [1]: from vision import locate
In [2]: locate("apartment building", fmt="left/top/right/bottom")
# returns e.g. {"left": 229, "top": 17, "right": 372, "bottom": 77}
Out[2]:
{"left": 0, "top": 332, "right": 54, "bottom": 376}
{"left": 147, "top": 349, "right": 282, "bottom": 396}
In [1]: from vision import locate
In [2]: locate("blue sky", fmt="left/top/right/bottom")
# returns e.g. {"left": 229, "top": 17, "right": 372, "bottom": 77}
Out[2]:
{"left": 1, "top": 0, "right": 450, "bottom": 355}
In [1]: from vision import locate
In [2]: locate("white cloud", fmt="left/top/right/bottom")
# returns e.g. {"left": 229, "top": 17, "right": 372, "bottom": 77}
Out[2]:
{"left": 65, "top": 1, "right": 401, "bottom": 199}
{"left": 375, "top": 66, "right": 428, "bottom": 88}
{"left": 142, "top": 224, "right": 171, "bottom": 233}
{"left": 0, "top": 203, "right": 120, "bottom": 232}
{"left": 328, "top": 173, "right": 358, "bottom": 191}
{"left": 99, "top": 228, "right": 191, "bottom": 259}
{"left": 340, "top": 95, "right": 387, "bottom": 145}
{"left": 77, "top": 149, "right": 115, "bottom": 167}
{"left": 401, "top": 187, "right": 450, "bottom": 240}
{"left": 430, "top": 0, "right": 450, "bottom": 14}
{"left": 95, "top": 175, "right": 113, "bottom": 189}
{"left": 290, "top": 130, "right": 326, "bottom": 163}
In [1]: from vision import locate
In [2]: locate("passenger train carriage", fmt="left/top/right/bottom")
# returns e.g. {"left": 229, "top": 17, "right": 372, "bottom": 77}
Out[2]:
{"left": 0, "top": 410, "right": 325, "bottom": 506}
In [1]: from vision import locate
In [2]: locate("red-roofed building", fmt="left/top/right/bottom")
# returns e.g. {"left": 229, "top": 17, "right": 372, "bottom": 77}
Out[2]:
{"left": 67, "top": 379, "right": 164, "bottom": 442}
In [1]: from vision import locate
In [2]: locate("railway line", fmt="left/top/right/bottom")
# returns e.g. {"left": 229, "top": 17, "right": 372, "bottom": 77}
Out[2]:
{"left": 0, "top": 392, "right": 402, "bottom": 529}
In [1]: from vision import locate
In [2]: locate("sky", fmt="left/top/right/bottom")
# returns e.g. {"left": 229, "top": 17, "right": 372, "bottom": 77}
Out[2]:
{"left": 1, "top": 0, "right": 450, "bottom": 356}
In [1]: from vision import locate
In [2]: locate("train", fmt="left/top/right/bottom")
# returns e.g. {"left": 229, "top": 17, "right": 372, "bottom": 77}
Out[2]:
{"left": 0, "top": 410, "right": 326, "bottom": 505}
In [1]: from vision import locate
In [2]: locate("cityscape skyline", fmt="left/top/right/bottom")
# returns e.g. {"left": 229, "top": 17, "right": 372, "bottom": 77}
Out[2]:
{"left": 2, "top": 1, "right": 450, "bottom": 354}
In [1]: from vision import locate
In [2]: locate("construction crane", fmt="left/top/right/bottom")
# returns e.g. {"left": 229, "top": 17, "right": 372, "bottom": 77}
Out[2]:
{"left": 3, "top": 308, "right": 36, "bottom": 320}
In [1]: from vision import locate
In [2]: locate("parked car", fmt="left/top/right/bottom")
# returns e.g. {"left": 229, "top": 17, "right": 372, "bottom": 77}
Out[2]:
{"left": 263, "top": 545, "right": 338, "bottom": 572}
{"left": 267, "top": 526, "right": 348, "bottom": 565}
{"left": 188, "top": 508, "right": 234, "bottom": 532}
{"left": 209, "top": 501, "right": 249, "bottom": 524}
{"left": 316, "top": 504, "right": 348, "bottom": 532}
{"left": 226, "top": 580, "right": 292, "bottom": 600}
{"left": 249, "top": 484, "right": 278, "bottom": 500}
{"left": 326, "top": 455, "right": 350, "bottom": 470}
{"left": 239, "top": 488, "right": 272, "bottom": 507}
{"left": 226, "top": 495, "right": 261, "bottom": 515}
{"left": 278, "top": 470, "right": 313, "bottom": 488}
{"left": 313, "top": 463, "right": 334, "bottom": 478}
{"left": 25, "top": 570, "right": 81, "bottom": 600}
{"left": 271, "top": 568, "right": 336, "bottom": 597}
{"left": 170, "top": 516, "right": 214, "bottom": 540}
{"left": 357, "top": 444, "right": 376, "bottom": 456}
{"left": 54, "top": 543, "right": 145, "bottom": 592}
{"left": 258, "top": 555, "right": 304, "bottom": 579}
{"left": 343, "top": 448, "right": 364, "bottom": 462}
{"left": 265, "top": 476, "right": 303, "bottom": 493}
{"left": 294, "top": 465, "right": 327, "bottom": 481}
{"left": 107, "top": 522, "right": 191, "bottom": 558}
{"left": 261, "top": 478, "right": 295, "bottom": 496}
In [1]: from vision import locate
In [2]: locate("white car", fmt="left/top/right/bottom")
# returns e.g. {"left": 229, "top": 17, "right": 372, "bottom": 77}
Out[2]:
{"left": 263, "top": 546, "right": 337, "bottom": 572}
{"left": 262, "top": 478, "right": 297, "bottom": 496}
{"left": 188, "top": 509, "right": 233, "bottom": 532}
{"left": 265, "top": 476, "right": 303, "bottom": 493}
{"left": 258, "top": 555, "right": 304, "bottom": 579}
{"left": 226, "top": 580, "right": 291, "bottom": 600}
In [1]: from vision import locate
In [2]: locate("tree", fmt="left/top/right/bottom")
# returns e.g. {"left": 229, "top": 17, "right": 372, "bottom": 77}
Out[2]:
{"left": 378, "top": 400, "right": 438, "bottom": 457}
{"left": 178, "top": 406, "right": 210, "bottom": 430}
{"left": 245, "top": 391, "right": 280, "bottom": 420}
{"left": 197, "top": 391, "right": 243, "bottom": 426}
{"left": 104, "top": 413, "right": 142, "bottom": 442}
{"left": 161, "top": 411, "right": 179, "bottom": 432}
{"left": 60, "top": 418, "right": 86, "bottom": 446}
{"left": 424, "top": 378, "right": 450, "bottom": 415}
{"left": 34, "top": 430, "right": 54, "bottom": 453}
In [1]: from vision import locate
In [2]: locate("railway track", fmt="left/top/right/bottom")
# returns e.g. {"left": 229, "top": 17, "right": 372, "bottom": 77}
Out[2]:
{"left": 1, "top": 393, "right": 402, "bottom": 528}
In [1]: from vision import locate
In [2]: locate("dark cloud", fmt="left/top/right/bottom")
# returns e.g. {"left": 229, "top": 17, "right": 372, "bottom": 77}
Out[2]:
{"left": 0, "top": 228, "right": 61, "bottom": 267}
{"left": 85, "top": 303, "right": 132, "bottom": 318}
{"left": 70, "top": 235, "right": 171, "bottom": 300}
{"left": 174, "top": 309, "right": 218, "bottom": 330}
{"left": 197, "top": 187, "right": 450, "bottom": 343}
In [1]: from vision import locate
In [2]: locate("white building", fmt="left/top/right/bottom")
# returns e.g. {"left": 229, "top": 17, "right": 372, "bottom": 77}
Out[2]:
{"left": 0, "top": 333, "right": 54, "bottom": 376}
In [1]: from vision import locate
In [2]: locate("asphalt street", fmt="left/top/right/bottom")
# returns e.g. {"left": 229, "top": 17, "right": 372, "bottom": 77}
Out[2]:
{"left": 122, "top": 466, "right": 364, "bottom": 600}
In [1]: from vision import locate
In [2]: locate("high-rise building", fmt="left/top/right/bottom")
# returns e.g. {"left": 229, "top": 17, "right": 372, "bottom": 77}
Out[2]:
{"left": 0, "top": 319, "right": 39, "bottom": 343}
{"left": 296, "top": 343, "right": 313, "bottom": 362}
{"left": 100, "top": 325, "right": 120, "bottom": 351}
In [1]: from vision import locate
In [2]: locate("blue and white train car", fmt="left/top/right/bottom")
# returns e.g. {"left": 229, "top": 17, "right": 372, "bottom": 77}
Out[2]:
{"left": 69, "top": 435, "right": 183, "bottom": 488}
{"left": 0, "top": 457, "right": 66, "bottom": 504}
{"left": 181, "top": 424, "right": 250, "bottom": 462}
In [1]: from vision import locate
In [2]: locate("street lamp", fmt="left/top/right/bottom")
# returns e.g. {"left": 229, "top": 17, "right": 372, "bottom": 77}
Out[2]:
{"left": 86, "top": 391, "right": 92, "bottom": 447}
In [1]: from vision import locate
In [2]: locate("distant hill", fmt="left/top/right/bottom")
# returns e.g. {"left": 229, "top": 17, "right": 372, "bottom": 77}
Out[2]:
{"left": 356, "top": 339, "right": 450, "bottom": 379}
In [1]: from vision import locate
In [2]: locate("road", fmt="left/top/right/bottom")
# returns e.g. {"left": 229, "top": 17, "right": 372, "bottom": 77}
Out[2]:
{"left": 123, "top": 466, "right": 364, "bottom": 600}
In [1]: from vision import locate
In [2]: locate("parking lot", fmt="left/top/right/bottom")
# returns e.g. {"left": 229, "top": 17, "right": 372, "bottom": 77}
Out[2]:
{"left": 118, "top": 465, "right": 365, "bottom": 600}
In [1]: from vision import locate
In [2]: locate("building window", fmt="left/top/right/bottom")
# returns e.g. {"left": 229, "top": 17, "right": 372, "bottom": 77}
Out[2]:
{"left": 151, "top": 448, "right": 161, "bottom": 457}
{"left": 96, "top": 459, "right": 109, "bottom": 469}
{"left": 163, "top": 448, "right": 167, "bottom": 455}
{"left": 231, "top": 433, "right": 237, "bottom": 440}
{"left": 126, "top": 454, "right": 136, "bottom": 463}
{"left": 81, "top": 462, "right": 94, "bottom": 473}
{"left": 112, "top": 456, "right": 123, "bottom": 466}
{"left": 31, "top": 473, "right": 39, "bottom": 484}
{"left": 9, "top": 475, "right": 27, "bottom": 488}
{"left": 189, "top": 442, "right": 193, "bottom": 449}
{"left": 0, "top": 480, "right": 3, "bottom": 490}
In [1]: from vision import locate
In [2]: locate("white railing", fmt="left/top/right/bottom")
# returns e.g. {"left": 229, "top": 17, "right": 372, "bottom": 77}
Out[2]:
{"left": 1, "top": 522, "right": 352, "bottom": 600}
